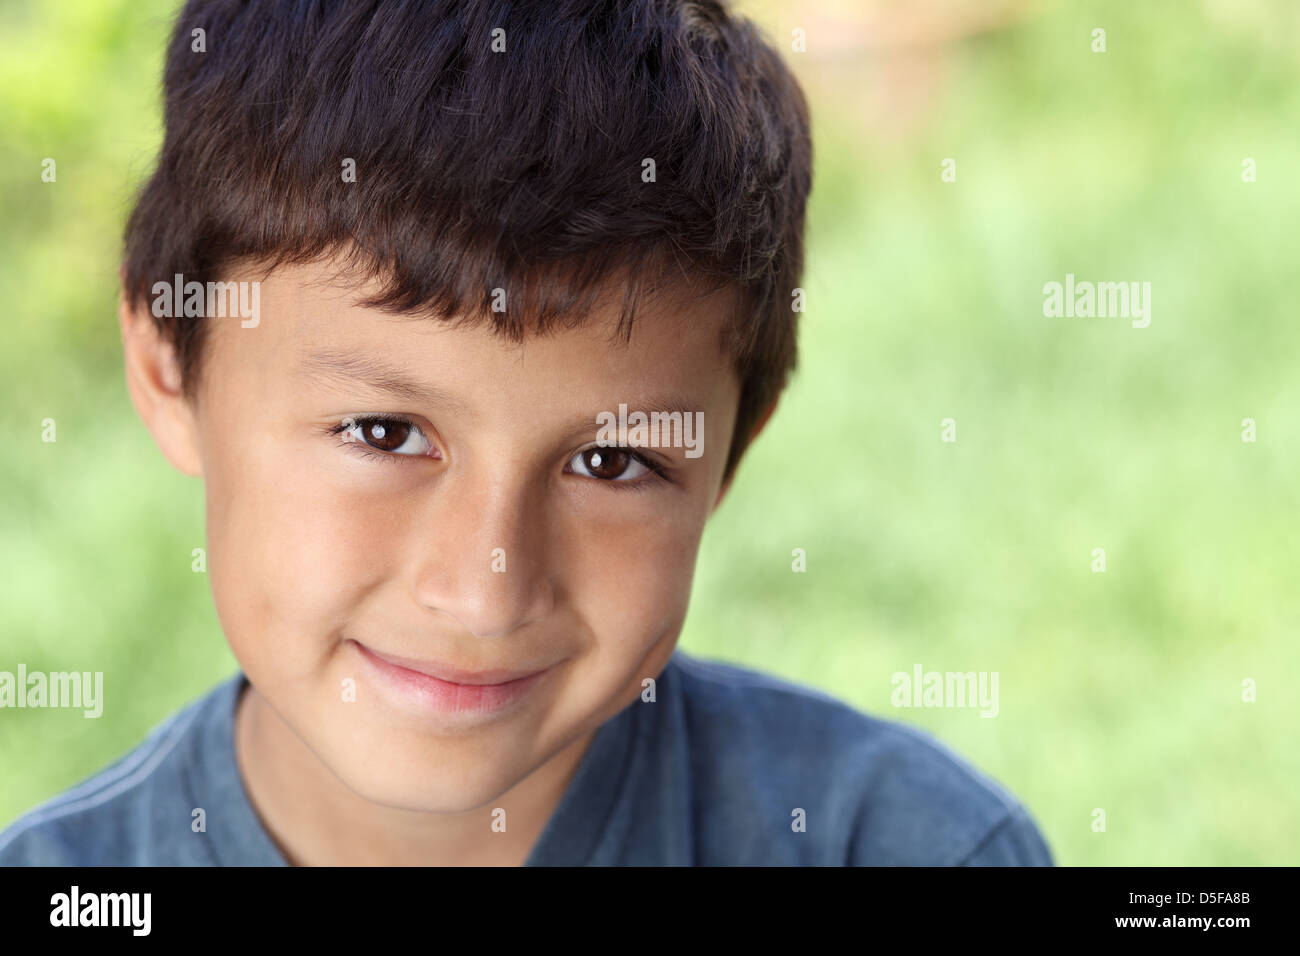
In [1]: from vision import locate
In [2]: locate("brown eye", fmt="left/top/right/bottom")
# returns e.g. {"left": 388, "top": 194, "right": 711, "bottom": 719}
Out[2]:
{"left": 570, "top": 446, "right": 650, "bottom": 482}
{"left": 586, "top": 448, "right": 626, "bottom": 479}
{"left": 339, "top": 417, "right": 434, "bottom": 457}
{"left": 362, "top": 419, "right": 410, "bottom": 452}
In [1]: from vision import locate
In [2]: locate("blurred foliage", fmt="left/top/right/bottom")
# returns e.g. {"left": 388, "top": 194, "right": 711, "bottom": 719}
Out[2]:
{"left": 1, "top": 0, "right": 1296, "bottom": 864}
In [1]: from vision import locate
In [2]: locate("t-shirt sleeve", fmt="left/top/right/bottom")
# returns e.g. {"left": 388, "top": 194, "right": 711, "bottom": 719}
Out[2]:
{"left": 954, "top": 804, "right": 1055, "bottom": 866}
{"left": 0, "top": 816, "right": 80, "bottom": 866}
{"left": 835, "top": 718, "right": 1057, "bottom": 866}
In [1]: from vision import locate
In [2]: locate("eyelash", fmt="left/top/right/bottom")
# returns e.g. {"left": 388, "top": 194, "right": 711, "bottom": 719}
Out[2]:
{"left": 583, "top": 446, "right": 671, "bottom": 492}
{"left": 325, "top": 415, "right": 426, "bottom": 466}
{"left": 324, "top": 415, "right": 672, "bottom": 490}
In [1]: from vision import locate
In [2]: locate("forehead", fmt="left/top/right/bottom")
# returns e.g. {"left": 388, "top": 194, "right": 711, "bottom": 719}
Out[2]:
{"left": 203, "top": 259, "right": 740, "bottom": 420}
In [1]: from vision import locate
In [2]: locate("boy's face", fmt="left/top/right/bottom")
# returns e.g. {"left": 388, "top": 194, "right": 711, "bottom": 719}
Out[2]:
{"left": 129, "top": 259, "right": 742, "bottom": 813}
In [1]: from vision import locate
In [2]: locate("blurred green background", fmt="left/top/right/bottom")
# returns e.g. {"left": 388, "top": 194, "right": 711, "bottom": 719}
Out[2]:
{"left": 1, "top": 0, "right": 1296, "bottom": 865}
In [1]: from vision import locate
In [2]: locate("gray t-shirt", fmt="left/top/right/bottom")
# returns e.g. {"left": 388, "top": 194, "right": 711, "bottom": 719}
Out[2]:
{"left": 0, "top": 649, "right": 1053, "bottom": 865}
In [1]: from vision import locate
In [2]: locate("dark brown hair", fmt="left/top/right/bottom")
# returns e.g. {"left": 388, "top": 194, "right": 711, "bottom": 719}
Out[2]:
{"left": 123, "top": 0, "right": 812, "bottom": 484}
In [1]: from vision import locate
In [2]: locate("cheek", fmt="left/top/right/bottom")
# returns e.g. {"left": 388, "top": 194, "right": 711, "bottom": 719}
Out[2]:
{"left": 560, "top": 498, "right": 706, "bottom": 654}
{"left": 203, "top": 434, "right": 393, "bottom": 679}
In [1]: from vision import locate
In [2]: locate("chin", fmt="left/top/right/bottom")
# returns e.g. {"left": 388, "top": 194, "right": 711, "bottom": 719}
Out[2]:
{"left": 332, "top": 746, "right": 524, "bottom": 815}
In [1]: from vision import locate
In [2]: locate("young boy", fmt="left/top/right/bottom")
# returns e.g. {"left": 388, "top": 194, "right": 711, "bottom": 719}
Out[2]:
{"left": 0, "top": 0, "right": 1051, "bottom": 866}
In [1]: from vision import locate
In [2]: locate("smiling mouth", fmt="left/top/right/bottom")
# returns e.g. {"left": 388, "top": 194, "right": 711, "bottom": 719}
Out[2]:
{"left": 351, "top": 641, "right": 549, "bottom": 686}
{"left": 348, "top": 639, "right": 556, "bottom": 718}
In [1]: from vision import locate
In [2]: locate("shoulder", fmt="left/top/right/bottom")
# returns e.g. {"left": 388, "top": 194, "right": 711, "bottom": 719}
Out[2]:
{"left": 0, "top": 676, "right": 239, "bottom": 866}
{"left": 662, "top": 651, "right": 1053, "bottom": 866}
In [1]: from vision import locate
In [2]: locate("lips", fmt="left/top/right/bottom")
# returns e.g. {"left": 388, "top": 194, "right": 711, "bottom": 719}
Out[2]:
{"left": 352, "top": 641, "right": 546, "bottom": 686}
{"left": 351, "top": 639, "right": 554, "bottom": 719}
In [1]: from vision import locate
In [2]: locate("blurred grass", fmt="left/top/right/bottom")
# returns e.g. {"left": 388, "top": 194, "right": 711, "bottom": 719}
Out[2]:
{"left": 1, "top": 0, "right": 1297, "bottom": 865}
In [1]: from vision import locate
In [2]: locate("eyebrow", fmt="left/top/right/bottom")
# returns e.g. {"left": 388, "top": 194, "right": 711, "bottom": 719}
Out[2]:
{"left": 557, "top": 397, "right": 707, "bottom": 448}
{"left": 300, "top": 347, "right": 704, "bottom": 447}
{"left": 299, "top": 349, "right": 472, "bottom": 414}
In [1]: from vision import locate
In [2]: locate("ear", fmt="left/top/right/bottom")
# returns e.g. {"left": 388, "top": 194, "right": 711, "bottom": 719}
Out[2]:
{"left": 712, "top": 397, "right": 779, "bottom": 511}
{"left": 118, "top": 278, "right": 203, "bottom": 477}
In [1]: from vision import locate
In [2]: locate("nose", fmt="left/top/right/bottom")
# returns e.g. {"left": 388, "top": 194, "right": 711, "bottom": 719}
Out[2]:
{"left": 409, "top": 466, "right": 555, "bottom": 639}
